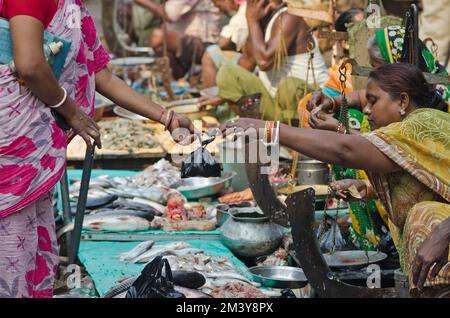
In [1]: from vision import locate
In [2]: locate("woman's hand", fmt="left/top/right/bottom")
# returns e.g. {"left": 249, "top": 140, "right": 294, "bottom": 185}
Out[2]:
{"left": 220, "top": 118, "right": 265, "bottom": 138}
{"left": 199, "top": 96, "right": 223, "bottom": 110}
{"left": 411, "top": 219, "right": 450, "bottom": 290}
{"left": 167, "top": 113, "right": 196, "bottom": 144}
{"left": 330, "top": 179, "right": 367, "bottom": 201}
{"left": 307, "top": 91, "right": 336, "bottom": 113}
{"left": 59, "top": 102, "right": 102, "bottom": 150}
{"left": 309, "top": 107, "right": 339, "bottom": 131}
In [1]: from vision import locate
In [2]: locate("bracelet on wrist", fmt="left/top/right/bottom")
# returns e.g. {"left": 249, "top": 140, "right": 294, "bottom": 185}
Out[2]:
{"left": 49, "top": 87, "right": 68, "bottom": 109}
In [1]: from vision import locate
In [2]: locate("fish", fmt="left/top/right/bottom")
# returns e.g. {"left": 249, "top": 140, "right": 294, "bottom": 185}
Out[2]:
{"left": 91, "top": 209, "right": 156, "bottom": 222}
{"left": 130, "top": 242, "right": 192, "bottom": 263}
{"left": 171, "top": 248, "right": 204, "bottom": 257}
{"left": 129, "top": 159, "right": 181, "bottom": 188}
{"left": 117, "top": 240, "right": 155, "bottom": 262}
{"left": 56, "top": 214, "right": 151, "bottom": 239}
{"left": 129, "top": 198, "right": 166, "bottom": 215}
{"left": 206, "top": 271, "right": 258, "bottom": 286}
{"left": 174, "top": 286, "right": 212, "bottom": 298}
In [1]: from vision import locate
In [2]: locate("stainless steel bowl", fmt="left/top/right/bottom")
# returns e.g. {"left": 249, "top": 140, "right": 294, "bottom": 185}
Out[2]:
{"left": 171, "top": 171, "right": 236, "bottom": 199}
{"left": 248, "top": 266, "right": 308, "bottom": 289}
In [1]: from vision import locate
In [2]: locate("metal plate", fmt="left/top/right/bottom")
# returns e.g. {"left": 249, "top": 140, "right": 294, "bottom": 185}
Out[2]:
{"left": 109, "top": 57, "right": 155, "bottom": 67}
{"left": 171, "top": 172, "right": 236, "bottom": 199}
{"left": 248, "top": 266, "right": 308, "bottom": 289}
{"left": 113, "top": 106, "right": 148, "bottom": 121}
{"left": 322, "top": 250, "right": 388, "bottom": 269}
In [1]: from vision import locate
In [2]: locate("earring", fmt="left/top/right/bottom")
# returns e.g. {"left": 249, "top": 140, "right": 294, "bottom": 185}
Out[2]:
{"left": 400, "top": 109, "right": 406, "bottom": 116}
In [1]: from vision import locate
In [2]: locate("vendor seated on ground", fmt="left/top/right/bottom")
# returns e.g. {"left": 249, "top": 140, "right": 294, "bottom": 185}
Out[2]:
{"left": 200, "top": 0, "right": 329, "bottom": 123}
{"left": 201, "top": 0, "right": 249, "bottom": 88}
{"left": 303, "top": 25, "right": 450, "bottom": 123}
{"left": 224, "top": 63, "right": 450, "bottom": 297}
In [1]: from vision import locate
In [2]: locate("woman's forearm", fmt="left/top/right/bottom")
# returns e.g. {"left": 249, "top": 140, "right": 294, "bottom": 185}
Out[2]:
{"left": 95, "top": 69, "right": 165, "bottom": 123}
{"left": 11, "top": 16, "right": 79, "bottom": 119}
{"left": 278, "top": 123, "right": 398, "bottom": 172}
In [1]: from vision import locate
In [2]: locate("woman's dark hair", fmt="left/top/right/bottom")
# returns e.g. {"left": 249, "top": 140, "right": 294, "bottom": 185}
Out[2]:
{"left": 368, "top": 63, "right": 447, "bottom": 112}
{"left": 335, "top": 8, "right": 364, "bottom": 32}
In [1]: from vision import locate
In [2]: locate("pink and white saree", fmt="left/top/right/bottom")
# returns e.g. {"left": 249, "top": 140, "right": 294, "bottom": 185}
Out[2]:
{"left": 0, "top": 0, "right": 109, "bottom": 297}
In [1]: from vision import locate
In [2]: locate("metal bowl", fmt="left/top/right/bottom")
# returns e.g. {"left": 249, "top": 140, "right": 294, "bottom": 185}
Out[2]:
{"left": 171, "top": 171, "right": 236, "bottom": 199}
{"left": 248, "top": 266, "right": 308, "bottom": 289}
{"left": 322, "top": 250, "right": 388, "bottom": 269}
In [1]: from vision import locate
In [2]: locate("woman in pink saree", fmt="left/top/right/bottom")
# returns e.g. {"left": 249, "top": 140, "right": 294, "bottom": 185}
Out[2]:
{"left": 0, "top": 0, "right": 194, "bottom": 298}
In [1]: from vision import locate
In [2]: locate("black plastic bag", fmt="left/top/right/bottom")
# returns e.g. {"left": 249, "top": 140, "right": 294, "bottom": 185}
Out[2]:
{"left": 126, "top": 256, "right": 185, "bottom": 298}
{"left": 181, "top": 136, "right": 221, "bottom": 178}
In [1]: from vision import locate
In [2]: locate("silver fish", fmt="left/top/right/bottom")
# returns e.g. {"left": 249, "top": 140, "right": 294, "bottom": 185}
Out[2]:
{"left": 117, "top": 240, "right": 155, "bottom": 262}
{"left": 171, "top": 248, "right": 204, "bottom": 257}
{"left": 206, "top": 271, "right": 256, "bottom": 286}
{"left": 91, "top": 209, "right": 155, "bottom": 222}
{"left": 131, "top": 242, "right": 191, "bottom": 263}
{"left": 174, "top": 286, "right": 212, "bottom": 298}
{"left": 57, "top": 214, "right": 151, "bottom": 239}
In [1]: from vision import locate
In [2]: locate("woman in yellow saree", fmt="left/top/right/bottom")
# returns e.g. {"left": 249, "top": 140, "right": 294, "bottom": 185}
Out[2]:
{"left": 222, "top": 63, "right": 449, "bottom": 297}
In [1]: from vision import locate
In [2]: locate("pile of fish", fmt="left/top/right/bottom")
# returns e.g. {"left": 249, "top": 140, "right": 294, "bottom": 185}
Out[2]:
{"left": 61, "top": 160, "right": 217, "bottom": 235}
{"left": 128, "top": 159, "right": 181, "bottom": 188}
{"left": 98, "top": 118, "right": 158, "bottom": 151}
{"left": 117, "top": 241, "right": 264, "bottom": 297}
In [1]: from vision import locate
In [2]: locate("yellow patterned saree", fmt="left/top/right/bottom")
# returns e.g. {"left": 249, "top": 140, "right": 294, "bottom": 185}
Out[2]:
{"left": 362, "top": 108, "right": 450, "bottom": 294}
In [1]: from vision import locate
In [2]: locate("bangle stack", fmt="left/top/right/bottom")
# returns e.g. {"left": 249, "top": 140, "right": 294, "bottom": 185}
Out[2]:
{"left": 164, "top": 110, "right": 175, "bottom": 131}
{"left": 263, "top": 121, "right": 280, "bottom": 145}
{"left": 49, "top": 87, "right": 68, "bottom": 109}
{"left": 158, "top": 109, "right": 165, "bottom": 123}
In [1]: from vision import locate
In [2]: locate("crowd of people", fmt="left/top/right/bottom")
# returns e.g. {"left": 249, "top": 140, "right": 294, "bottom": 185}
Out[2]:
{"left": 0, "top": 0, "right": 448, "bottom": 298}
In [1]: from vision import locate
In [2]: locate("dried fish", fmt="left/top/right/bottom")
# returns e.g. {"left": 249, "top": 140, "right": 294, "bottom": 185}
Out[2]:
{"left": 98, "top": 118, "right": 157, "bottom": 151}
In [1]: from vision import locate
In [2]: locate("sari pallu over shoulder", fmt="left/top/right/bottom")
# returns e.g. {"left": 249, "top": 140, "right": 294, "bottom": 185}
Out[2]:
{"left": 362, "top": 109, "right": 450, "bottom": 222}
{"left": 0, "top": 0, "right": 107, "bottom": 217}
